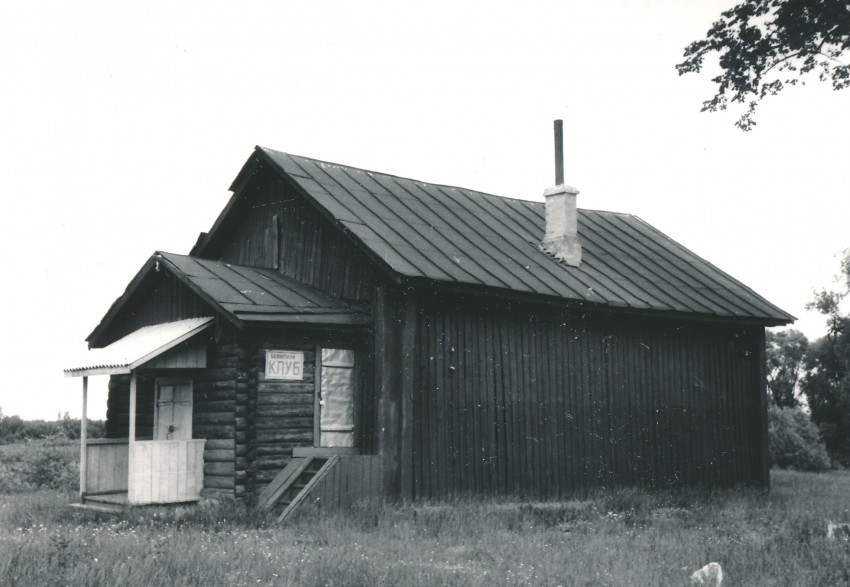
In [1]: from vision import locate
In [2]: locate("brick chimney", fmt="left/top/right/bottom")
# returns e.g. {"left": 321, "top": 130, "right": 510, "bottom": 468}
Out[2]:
{"left": 540, "top": 120, "right": 582, "bottom": 266}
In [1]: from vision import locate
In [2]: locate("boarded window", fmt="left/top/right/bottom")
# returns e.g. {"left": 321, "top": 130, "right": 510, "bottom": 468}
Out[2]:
{"left": 319, "top": 348, "right": 355, "bottom": 447}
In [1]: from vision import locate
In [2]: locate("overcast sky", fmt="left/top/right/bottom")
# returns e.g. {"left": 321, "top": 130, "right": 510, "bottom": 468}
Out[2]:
{"left": 1, "top": 0, "right": 847, "bottom": 420}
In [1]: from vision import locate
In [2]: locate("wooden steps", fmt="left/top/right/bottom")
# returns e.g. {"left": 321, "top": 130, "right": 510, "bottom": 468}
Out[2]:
{"left": 69, "top": 502, "right": 126, "bottom": 515}
{"left": 256, "top": 456, "right": 341, "bottom": 522}
{"left": 69, "top": 492, "right": 130, "bottom": 514}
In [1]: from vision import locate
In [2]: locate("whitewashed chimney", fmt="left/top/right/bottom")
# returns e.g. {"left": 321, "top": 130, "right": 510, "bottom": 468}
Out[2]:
{"left": 540, "top": 120, "right": 582, "bottom": 266}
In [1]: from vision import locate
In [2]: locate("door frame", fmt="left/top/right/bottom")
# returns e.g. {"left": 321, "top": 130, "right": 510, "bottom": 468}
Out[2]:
{"left": 154, "top": 376, "right": 194, "bottom": 440}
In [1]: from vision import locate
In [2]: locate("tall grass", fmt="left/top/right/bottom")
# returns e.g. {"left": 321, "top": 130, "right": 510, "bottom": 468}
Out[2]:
{"left": 1, "top": 443, "right": 849, "bottom": 585}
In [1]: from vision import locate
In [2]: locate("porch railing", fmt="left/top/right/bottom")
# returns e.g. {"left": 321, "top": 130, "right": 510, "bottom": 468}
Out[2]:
{"left": 83, "top": 439, "right": 206, "bottom": 505}
{"left": 85, "top": 439, "right": 130, "bottom": 495}
{"left": 128, "top": 439, "right": 206, "bottom": 504}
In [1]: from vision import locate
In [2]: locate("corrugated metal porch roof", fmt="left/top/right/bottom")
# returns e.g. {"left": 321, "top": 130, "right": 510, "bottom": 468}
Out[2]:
{"left": 256, "top": 147, "right": 793, "bottom": 324}
{"left": 66, "top": 317, "right": 214, "bottom": 377}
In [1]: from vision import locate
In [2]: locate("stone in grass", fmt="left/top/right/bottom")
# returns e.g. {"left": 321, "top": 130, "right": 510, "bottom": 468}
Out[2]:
{"left": 827, "top": 522, "right": 850, "bottom": 540}
{"left": 690, "top": 562, "right": 723, "bottom": 585}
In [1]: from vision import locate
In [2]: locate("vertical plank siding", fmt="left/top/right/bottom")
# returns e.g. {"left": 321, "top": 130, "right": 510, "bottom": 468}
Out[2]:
{"left": 301, "top": 456, "right": 384, "bottom": 512}
{"left": 212, "top": 171, "right": 380, "bottom": 302}
{"left": 127, "top": 440, "right": 205, "bottom": 504}
{"left": 412, "top": 295, "right": 765, "bottom": 499}
{"left": 102, "top": 271, "right": 211, "bottom": 346}
{"left": 85, "top": 440, "right": 129, "bottom": 494}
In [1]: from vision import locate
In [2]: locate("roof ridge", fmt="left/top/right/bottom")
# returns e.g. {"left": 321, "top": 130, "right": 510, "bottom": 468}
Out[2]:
{"left": 258, "top": 147, "right": 643, "bottom": 218}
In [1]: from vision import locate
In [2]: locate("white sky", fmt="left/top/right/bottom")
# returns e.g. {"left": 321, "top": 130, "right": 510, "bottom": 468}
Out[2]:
{"left": 1, "top": 0, "right": 847, "bottom": 420}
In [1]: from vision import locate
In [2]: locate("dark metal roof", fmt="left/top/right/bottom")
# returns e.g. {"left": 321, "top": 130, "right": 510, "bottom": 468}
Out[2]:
{"left": 257, "top": 147, "right": 793, "bottom": 324}
{"left": 87, "top": 253, "right": 370, "bottom": 345}
{"left": 156, "top": 252, "right": 370, "bottom": 325}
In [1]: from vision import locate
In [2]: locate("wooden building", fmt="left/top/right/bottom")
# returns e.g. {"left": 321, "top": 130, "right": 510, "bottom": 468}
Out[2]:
{"left": 65, "top": 132, "right": 793, "bottom": 515}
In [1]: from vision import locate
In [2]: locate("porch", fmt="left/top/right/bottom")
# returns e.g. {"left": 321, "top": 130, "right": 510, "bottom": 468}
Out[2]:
{"left": 65, "top": 318, "right": 215, "bottom": 508}
{"left": 81, "top": 438, "right": 205, "bottom": 507}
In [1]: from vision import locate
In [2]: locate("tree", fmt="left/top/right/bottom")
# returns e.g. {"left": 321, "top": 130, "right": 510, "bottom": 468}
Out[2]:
{"left": 677, "top": 0, "right": 850, "bottom": 130}
{"left": 766, "top": 328, "right": 809, "bottom": 407}
{"left": 767, "top": 404, "right": 832, "bottom": 470}
{"left": 801, "top": 249, "right": 850, "bottom": 464}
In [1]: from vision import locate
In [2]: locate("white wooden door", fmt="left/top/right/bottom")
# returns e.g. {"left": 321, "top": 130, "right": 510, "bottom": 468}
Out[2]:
{"left": 155, "top": 379, "right": 193, "bottom": 440}
{"left": 318, "top": 348, "right": 355, "bottom": 447}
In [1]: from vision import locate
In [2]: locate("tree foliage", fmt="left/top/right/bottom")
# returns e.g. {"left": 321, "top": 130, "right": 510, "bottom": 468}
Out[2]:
{"left": 767, "top": 404, "right": 832, "bottom": 470}
{"left": 677, "top": 0, "right": 850, "bottom": 130}
{"left": 801, "top": 249, "right": 850, "bottom": 465}
{"left": 766, "top": 328, "right": 809, "bottom": 407}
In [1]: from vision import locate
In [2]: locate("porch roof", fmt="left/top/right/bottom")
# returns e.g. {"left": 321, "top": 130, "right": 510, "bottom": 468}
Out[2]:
{"left": 65, "top": 317, "right": 214, "bottom": 377}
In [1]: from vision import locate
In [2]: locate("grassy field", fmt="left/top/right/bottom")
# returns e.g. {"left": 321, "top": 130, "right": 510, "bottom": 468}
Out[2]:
{"left": 1, "top": 442, "right": 849, "bottom": 586}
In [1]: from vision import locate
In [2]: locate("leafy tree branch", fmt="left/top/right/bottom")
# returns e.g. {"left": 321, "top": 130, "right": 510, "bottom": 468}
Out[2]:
{"left": 678, "top": 0, "right": 850, "bottom": 130}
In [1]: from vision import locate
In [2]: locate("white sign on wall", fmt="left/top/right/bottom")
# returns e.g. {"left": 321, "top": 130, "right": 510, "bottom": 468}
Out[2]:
{"left": 265, "top": 350, "right": 304, "bottom": 380}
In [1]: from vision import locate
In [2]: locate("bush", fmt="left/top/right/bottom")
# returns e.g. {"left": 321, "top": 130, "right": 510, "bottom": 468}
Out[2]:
{"left": 768, "top": 405, "right": 832, "bottom": 471}
{"left": 0, "top": 411, "right": 104, "bottom": 444}
{"left": 0, "top": 442, "right": 79, "bottom": 493}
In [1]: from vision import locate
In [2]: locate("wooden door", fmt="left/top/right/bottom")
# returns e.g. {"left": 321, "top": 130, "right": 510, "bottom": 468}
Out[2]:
{"left": 155, "top": 379, "right": 193, "bottom": 440}
{"left": 317, "top": 348, "right": 355, "bottom": 447}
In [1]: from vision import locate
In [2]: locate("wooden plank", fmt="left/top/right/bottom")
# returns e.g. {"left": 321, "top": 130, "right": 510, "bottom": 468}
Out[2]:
{"left": 503, "top": 311, "right": 519, "bottom": 496}
{"left": 292, "top": 447, "right": 359, "bottom": 457}
{"left": 80, "top": 377, "right": 88, "bottom": 497}
{"left": 472, "top": 313, "right": 496, "bottom": 494}
{"left": 204, "top": 438, "right": 235, "bottom": 450}
{"left": 278, "top": 456, "right": 340, "bottom": 523}
{"left": 128, "top": 373, "right": 137, "bottom": 499}
{"left": 414, "top": 303, "right": 426, "bottom": 498}
{"left": 204, "top": 462, "right": 235, "bottom": 476}
{"left": 400, "top": 294, "right": 417, "bottom": 500}
{"left": 375, "top": 287, "right": 402, "bottom": 498}
{"left": 314, "top": 343, "right": 322, "bottom": 447}
{"left": 204, "top": 476, "right": 235, "bottom": 490}
{"left": 256, "top": 457, "right": 313, "bottom": 511}
{"left": 462, "top": 312, "right": 480, "bottom": 495}
{"left": 485, "top": 311, "right": 502, "bottom": 494}
{"left": 436, "top": 308, "right": 449, "bottom": 498}
{"left": 255, "top": 430, "right": 313, "bottom": 443}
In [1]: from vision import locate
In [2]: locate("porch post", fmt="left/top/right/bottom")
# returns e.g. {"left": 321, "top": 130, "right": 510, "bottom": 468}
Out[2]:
{"left": 128, "top": 372, "right": 137, "bottom": 499}
{"left": 79, "top": 376, "right": 88, "bottom": 499}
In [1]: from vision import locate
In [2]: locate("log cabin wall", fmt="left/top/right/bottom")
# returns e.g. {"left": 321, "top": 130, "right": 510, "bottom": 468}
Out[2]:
{"left": 193, "top": 339, "right": 245, "bottom": 496}
{"left": 106, "top": 374, "right": 155, "bottom": 439}
{"left": 208, "top": 167, "right": 381, "bottom": 302}
{"left": 411, "top": 293, "right": 766, "bottom": 500}
{"left": 244, "top": 337, "right": 316, "bottom": 495}
{"left": 238, "top": 329, "right": 374, "bottom": 498}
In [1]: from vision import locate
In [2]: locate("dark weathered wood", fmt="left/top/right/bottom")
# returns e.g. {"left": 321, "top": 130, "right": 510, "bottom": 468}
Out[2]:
{"left": 400, "top": 294, "right": 417, "bottom": 499}
{"left": 409, "top": 294, "right": 767, "bottom": 499}
{"left": 375, "top": 287, "right": 404, "bottom": 498}
{"left": 203, "top": 476, "right": 235, "bottom": 490}
{"left": 277, "top": 457, "right": 340, "bottom": 522}
{"left": 256, "top": 430, "right": 313, "bottom": 443}
{"left": 256, "top": 457, "right": 313, "bottom": 511}
{"left": 207, "top": 166, "right": 381, "bottom": 301}
{"left": 755, "top": 328, "right": 770, "bottom": 488}
{"left": 204, "top": 462, "right": 235, "bottom": 476}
